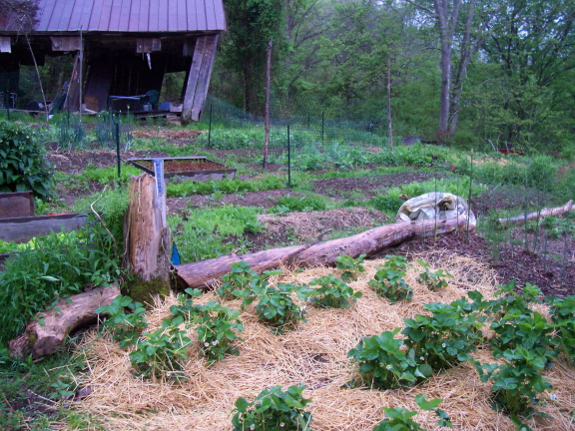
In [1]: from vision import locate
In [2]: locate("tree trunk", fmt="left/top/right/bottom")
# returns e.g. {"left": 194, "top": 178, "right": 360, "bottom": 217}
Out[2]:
{"left": 124, "top": 172, "right": 172, "bottom": 303}
{"left": 263, "top": 38, "right": 272, "bottom": 169}
{"left": 387, "top": 56, "right": 393, "bottom": 151}
{"left": 498, "top": 201, "right": 574, "bottom": 227}
{"left": 9, "top": 284, "right": 120, "bottom": 358}
{"left": 175, "top": 216, "right": 474, "bottom": 290}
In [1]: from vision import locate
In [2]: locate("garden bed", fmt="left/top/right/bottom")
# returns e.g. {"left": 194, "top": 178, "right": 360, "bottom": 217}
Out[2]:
{"left": 128, "top": 156, "right": 236, "bottom": 181}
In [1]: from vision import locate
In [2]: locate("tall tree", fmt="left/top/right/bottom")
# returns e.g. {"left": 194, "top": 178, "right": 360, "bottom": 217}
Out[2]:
{"left": 477, "top": 0, "right": 575, "bottom": 146}
{"left": 221, "top": 0, "right": 284, "bottom": 114}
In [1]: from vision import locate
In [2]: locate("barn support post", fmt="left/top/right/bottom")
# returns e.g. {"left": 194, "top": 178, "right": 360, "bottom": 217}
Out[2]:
{"left": 182, "top": 34, "right": 219, "bottom": 123}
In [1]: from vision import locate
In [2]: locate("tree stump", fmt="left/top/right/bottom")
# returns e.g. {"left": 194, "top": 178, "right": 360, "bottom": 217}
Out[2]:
{"left": 124, "top": 173, "right": 172, "bottom": 303}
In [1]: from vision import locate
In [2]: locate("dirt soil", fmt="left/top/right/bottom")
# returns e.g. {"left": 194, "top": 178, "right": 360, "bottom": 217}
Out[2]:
{"left": 47, "top": 148, "right": 575, "bottom": 298}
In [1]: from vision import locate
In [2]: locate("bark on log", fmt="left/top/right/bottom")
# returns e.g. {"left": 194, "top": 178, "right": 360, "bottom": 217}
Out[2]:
{"left": 175, "top": 216, "right": 474, "bottom": 290}
{"left": 497, "top": 200, "right": 574, "bottom": 227}
{"left": 9, "top": 284, "right": 120, "bottom": 358}
{"left": 124, "top": 173, "right": 172, "bottom": 302}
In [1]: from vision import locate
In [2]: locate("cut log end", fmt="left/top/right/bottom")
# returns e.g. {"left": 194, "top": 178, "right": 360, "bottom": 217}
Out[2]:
{"left": 9, "top": 284, "right": 120, "bottom": 359}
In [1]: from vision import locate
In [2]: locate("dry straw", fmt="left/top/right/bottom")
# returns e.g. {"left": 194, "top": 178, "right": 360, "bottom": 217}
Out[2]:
{"left": 76, "top": 254, "right": 574, "bottom": 430}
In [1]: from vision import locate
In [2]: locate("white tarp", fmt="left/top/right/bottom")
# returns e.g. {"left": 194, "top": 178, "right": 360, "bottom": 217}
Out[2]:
{"left": 395, "top": 192, "right": 476, "bottom": 225}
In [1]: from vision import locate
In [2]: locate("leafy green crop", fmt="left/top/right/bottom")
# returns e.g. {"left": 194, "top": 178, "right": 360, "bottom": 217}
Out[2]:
{"left": 347, "top": 328, "right": 432, "bottom": 390}
{"left": 373, "top": 395, "right": 452, "bottom": 431}
{"left": 0, "top": 119, "right": 53, "bottom": 199}
{"left": 369, "top": 256, "right": 413, "bottom": 303}
{"left": 308, "top": 274, "right": 362, "bottom": 308}
{"left": 0, "top": 223, "right": 121, "bottom": 346}
{"left": 232, "top": 385, "right": 312, "bottom": 431}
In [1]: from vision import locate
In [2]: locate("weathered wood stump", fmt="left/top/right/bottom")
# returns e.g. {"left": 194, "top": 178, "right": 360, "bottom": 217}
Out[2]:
{"left": 123, "top": 173, "right": 172, "bottom": 303}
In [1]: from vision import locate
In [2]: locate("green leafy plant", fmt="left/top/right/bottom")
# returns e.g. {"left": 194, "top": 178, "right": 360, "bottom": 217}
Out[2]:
{"left": 270, "top": 195, "right": 327, "bottom": 213}
{"left": 473, "top": 348, "right": 552, "bottom": 421}
{"left": 335, "top": 253, "right": 366, "bottom": 282}
{"left": 216, "top": 260, "right": 259, "bottom": 300}
{"left": 402, "top": 302, "right": 480, "bottom": 371}
{"left": 0, "top": 119, "right": 53, "bottom": 199}
{"left": 369, "top": 256, "right": 413, "bottom": 303}
{"left": 96, "top": 295, "right": 148, "bottom": 348}
{"left": 489, "top": 310, "right": 557, "bottom": 368}
{"left": 0, "top": 224, "right": 121, "bottom": 346}
{"left": 308, "top": 274, "right": 362, "bottom": 308}
{"left": 129, "top": 321, "right": 192, "bottom": 381}
{"left": 547, "top": 295, "right": 575, "bottom": 362}
{"left": 231, "top": 385, "right": 312, "bottom": 431}
{"left": 347, "top": 328, "right": 432, "bottom": 390}
{"left": 193, "top": 301, "right": 244, "bottom": 364}
{"left": 373, "top": 395, "right": 452, "bottom": 431}
{"left": 244, "top": 282, "right": 308, "bottom": 334}
{"left": 416, "top": 260, "right": 453, "bottom": 291}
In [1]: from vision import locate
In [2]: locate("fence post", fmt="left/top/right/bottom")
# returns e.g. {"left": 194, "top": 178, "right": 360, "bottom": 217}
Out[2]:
{"left": 321, "top": 112, "right": 325, "bottom": 143}
{"left": 208, "top": 101, "right": 213, "bottom": 148}
{"left": 116, "top": 121, "right": 121, "bottom": 186}
{"left": 287, "top": 123, "right": 292, "bottom": 188}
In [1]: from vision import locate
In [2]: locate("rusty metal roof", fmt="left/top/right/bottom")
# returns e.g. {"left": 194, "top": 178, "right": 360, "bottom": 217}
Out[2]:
{"left": 1, "top": 0, "right": 226, "bottom": 33}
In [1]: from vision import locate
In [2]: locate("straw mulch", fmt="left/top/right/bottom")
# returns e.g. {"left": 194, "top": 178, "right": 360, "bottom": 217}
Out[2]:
{"left": 76, "top": 255, "right": 575, "bottom": 431}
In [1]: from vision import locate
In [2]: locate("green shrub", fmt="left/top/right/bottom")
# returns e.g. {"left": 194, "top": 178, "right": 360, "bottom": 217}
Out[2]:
{"left": 0, "top": 119, "right": 53, "bottom": 199}
{"left": 231, "top": 385, "right": 312, "bottom": 431}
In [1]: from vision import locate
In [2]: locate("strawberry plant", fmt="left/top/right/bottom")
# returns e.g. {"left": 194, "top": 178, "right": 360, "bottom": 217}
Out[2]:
{"left": 473, "top": 348, "right": 552, "bottom": 422}
{"left": 373, "top": 395, "right": 452, "bottom": 431}
{"left": 216, "top": 260, "right": 259, "bottom": 300}
{"left": 369, "top": 256, "right": 412, "bottom": 303}
{"left": 193, "top": 301, "right": 244, "bottom": 364}
{"left": 250, "top": 283, "right": 308, "bottom": 333}
{"left": 416, "top": 260, "right": 453, "bottom": 291}
{"left": 547, "top": 296, "right": 575, "bottom": 362}
{"left": 347, "top": 328, "right": 432, "bottom": 390}
{"left": 489, "top": 310, "right": 557, "bottom": 367}
{"left": 231, "top": 385, "right": 312, "bottom": 431}
{"left": 96, "top": 295, "right": 148, "bottom": 348}
{"left": 335, "top": 253, "right": 366, "bottom": 282}
{"left": 308, "top": 274, "right": 362, "bottom": 308}
{"left": 402, "top": 302, "right": 479, "bottom": 371}
{"left": 129, "top": 321, "right": 192, "bottom": 382}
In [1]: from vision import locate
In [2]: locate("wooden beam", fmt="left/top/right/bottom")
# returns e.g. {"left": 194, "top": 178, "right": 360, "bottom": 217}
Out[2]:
{"left": 182, "top": 34, "right": 219, "bottom": 122}
{"left": 50, "top": 37, "right": 81, "bottom": 51}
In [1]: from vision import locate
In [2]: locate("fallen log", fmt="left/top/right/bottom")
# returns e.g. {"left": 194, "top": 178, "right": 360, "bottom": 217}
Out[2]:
{"left": 9, "top": 284, "right": 120, "bottom": 358}
{"left": 175, "top": 215, "right": 474, "bottom": 290}
{"left": 498, "top": 200, "right": 573, "bottom": 227}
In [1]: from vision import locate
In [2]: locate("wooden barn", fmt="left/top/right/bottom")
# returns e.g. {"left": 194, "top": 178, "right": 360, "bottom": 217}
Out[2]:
{"left": 0, "top": 0, "right": 225, "bottom": 121}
